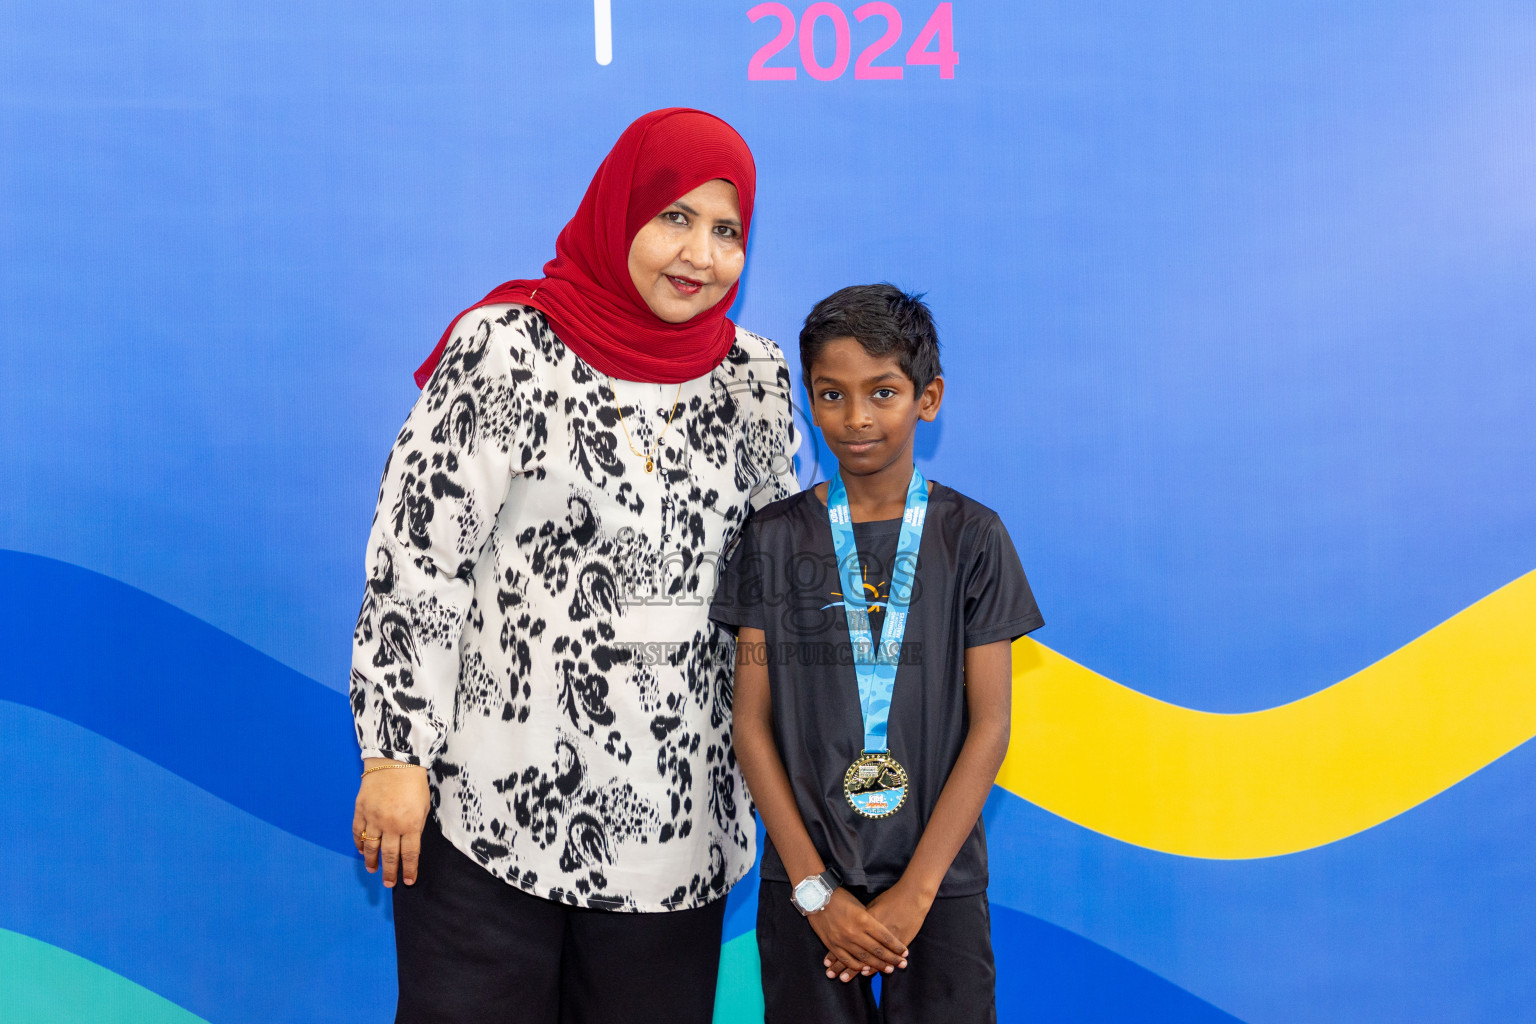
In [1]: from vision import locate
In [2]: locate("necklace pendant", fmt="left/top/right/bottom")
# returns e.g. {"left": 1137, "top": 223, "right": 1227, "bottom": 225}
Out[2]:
{"left": 645, "top": 457, "right": 654, "bottom": 473}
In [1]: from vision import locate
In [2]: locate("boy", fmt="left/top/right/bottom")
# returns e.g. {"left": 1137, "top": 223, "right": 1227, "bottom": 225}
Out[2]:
{"left": 710, "top": 284, "right": 1043, "bottom": 1022}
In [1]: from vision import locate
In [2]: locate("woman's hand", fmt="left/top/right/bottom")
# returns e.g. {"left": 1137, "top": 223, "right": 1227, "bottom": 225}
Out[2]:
{"left": 808, "top": 888, "right": 910, "bottom": 982}
{"left": 352, "top": 758, "right": 431, "bottom": 887}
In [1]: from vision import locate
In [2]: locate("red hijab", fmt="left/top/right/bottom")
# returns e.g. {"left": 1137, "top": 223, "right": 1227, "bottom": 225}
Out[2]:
{"left": 414, "top": 108, "right": 756, "bottom": 388}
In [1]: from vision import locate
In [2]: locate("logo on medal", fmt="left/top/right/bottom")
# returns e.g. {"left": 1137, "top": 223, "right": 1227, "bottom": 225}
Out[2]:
{"left": 844, "top": 751, "right": 909, "bottom": 818}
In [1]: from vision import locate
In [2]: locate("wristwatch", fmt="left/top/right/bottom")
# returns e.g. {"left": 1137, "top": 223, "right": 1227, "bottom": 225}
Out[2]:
{"left": 791, "top": 867, "right": 840, "bottom": 916}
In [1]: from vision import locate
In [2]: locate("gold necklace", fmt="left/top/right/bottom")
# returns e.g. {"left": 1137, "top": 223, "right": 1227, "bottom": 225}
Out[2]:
{"left": 610, "top": 380, "right": 683, "bottom": 473}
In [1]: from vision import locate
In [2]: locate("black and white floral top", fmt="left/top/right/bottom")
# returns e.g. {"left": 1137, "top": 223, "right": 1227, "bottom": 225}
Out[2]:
{"left": 351, "top": 304, "right": 799, "bottom": 911}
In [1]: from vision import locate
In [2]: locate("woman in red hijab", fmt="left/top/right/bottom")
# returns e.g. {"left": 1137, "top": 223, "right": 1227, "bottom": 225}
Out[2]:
{"left": 348, "top": 109, "right": 800, "bottom": 1023}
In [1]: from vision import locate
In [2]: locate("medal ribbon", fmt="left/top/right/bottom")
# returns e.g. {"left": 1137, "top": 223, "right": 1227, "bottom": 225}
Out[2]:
{"left": 827, "top": 468, "right": 928, "bottom": 753}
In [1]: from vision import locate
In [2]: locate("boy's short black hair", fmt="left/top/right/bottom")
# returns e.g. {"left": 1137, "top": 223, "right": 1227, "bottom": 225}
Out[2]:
{"left": 799, "top": 284, "right": 943, "bottom": 393}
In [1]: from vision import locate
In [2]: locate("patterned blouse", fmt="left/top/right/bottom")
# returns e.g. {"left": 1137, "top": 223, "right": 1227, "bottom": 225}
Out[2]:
{"left": 351, "top": 304, "right": 800, "bottom": 912}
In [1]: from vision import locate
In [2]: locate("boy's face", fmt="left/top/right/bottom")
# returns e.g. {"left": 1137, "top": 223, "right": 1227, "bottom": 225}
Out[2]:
{"left": 808, "top": 337, "right": 944, "bottom": 479}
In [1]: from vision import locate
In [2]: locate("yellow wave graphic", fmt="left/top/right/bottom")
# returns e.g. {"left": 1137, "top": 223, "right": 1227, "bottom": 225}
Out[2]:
{"left": 996, "top": 569, "right": 1536, "bottom": 858}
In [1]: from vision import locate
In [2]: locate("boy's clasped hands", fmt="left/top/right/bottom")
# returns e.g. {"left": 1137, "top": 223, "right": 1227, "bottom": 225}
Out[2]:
{"left": 811, "top": 881, "right": 930, "bottom": 982}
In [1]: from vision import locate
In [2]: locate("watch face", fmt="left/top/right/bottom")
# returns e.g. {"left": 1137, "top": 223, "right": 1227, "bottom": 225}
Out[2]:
{"left": 794, "top": 877, "right": 829, "bottom": 912}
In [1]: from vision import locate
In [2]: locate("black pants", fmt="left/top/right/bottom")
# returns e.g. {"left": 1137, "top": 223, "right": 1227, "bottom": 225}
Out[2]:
{"left": 393, "top": 817, "right": 727, "bottom": 1024}
{"left": 757, "top": 880, "right": 997, "bottom": 1024}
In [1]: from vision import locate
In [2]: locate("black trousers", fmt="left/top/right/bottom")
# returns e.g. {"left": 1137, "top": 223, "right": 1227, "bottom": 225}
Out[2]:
{"left": 392, "top": 817, "right": 727, "bottom": 1024}
{"left": 756, "top": 880, "right": 997, "bottom": 1024}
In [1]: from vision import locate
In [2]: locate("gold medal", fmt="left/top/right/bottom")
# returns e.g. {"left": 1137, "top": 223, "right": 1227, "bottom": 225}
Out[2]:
{"left": 843, "top": 751, "right": 909, "bottom": 819}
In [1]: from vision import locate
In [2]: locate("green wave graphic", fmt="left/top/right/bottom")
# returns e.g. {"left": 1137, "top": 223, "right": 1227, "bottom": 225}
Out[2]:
{"left": 0, "top": 928, "right": 208, "bottom": 1024}
{"left": 713, "top": 931, "right": 765, "bottom": 1024}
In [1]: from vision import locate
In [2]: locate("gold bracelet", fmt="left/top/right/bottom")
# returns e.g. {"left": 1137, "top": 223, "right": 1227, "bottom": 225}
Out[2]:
{"left": 361, "top": 762, "right": 419, "bottom": 776}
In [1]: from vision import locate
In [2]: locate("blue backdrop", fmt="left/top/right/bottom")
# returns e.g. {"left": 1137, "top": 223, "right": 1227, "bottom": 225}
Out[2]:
{"left": 3, "top": 2, "right": 1535, "bottom": 1021}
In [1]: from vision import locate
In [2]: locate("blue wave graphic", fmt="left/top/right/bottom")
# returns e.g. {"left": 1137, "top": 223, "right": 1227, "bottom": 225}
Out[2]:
{"left": 3, "top": 697, "right": 1248, "bottom": 1024}
{"left": 991, "top": 904, "right": 1245, "bottom": 1023}
{"left": 0, "top": 699, "right": 395, "bottom": 1024}
{"left": 718, "top": 908, "right": 1248, "bottom": 1024}
{"left": 721, "top": 828, "right": 761, "bottom": 944}
{"left": 0, "top": 550, "right": 776, "bottom": 977}
{"left": 981, "top": 762, "right": 1536, "bottom": 1024}
{"left": 6, "top": 550, "right": 1535, "bottom": 1022}
{"left": 0, "top": 550, "right": 358, "bottom": 856}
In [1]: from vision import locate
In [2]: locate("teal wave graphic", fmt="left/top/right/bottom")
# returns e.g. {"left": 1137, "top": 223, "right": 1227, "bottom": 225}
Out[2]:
{"left": 0, "top": 928, "right": 209, "bottom": 1024}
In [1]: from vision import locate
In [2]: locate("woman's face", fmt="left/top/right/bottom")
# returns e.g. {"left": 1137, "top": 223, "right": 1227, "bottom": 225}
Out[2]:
{"left": 627, "top": 178, "right": 745, "bottom": 323}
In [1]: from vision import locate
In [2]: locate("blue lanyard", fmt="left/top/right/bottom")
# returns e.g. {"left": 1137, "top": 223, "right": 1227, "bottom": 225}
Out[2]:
{"left": 826, "top": 468, "right": 929, "bottom": 753}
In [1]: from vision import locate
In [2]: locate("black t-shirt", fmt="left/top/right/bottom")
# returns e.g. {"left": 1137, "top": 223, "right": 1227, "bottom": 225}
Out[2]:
{"left": 709, "top": 482, "right": 1043, "bottom": 896}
